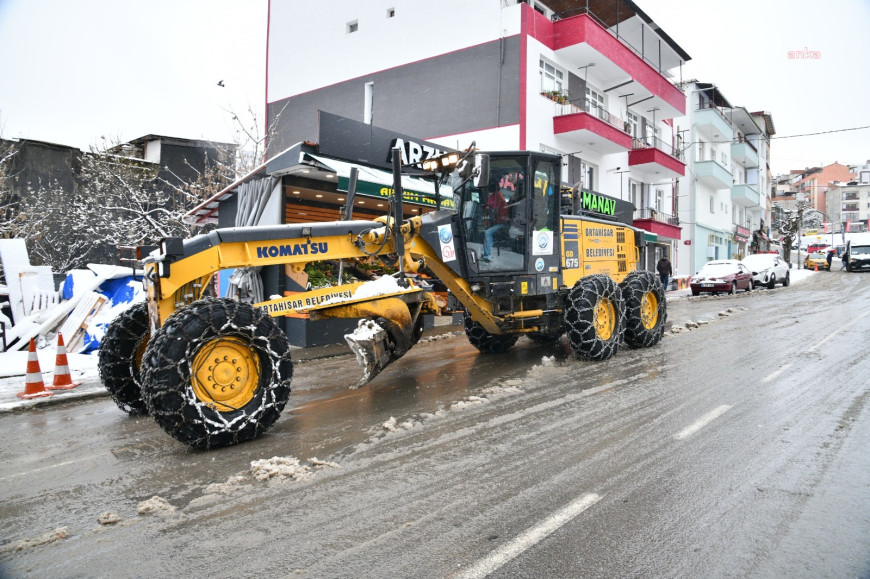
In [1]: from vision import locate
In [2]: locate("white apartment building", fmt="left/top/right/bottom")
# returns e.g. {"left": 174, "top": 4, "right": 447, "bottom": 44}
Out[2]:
{"left": 265, "top": 0, "right": 692, "bottom": 269}
{"left": 674, "top": 81, "right": 774, "bottom": 276}
{"left": 826, "top": 163, "right": 870, "bottom": 234}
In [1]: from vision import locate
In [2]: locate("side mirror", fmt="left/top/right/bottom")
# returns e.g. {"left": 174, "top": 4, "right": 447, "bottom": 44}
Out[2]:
{"left": 473, "top": 154, "right": 490, "bottom": 188}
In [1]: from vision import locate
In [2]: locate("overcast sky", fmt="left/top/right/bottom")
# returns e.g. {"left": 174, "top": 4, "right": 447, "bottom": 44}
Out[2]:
{"left": 1, "top": 0, "right": 868, "bottom": 177}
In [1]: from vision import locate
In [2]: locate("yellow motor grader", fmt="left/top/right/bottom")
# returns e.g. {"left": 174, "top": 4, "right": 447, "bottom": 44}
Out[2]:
{"left": 99, "top": 148, "right": 666, "bottom": 448}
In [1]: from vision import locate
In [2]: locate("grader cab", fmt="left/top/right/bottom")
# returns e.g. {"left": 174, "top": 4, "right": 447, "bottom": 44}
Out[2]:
{"left": 99, "top": 147, "right": 666, "bottom": 448}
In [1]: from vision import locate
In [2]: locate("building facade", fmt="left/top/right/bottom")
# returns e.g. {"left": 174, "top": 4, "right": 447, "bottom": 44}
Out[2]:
{"left": 826, "top": 165, "right": 870, "bottom": 235}
{"left": 265, "top": 0, "right": 691, "bottom": 270}
{"left": 673, "top": 82, "right": 774, "bottom": 276}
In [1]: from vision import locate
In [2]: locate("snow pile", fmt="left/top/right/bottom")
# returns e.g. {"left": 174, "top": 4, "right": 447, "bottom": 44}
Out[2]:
{"left": 97, "top": 511, "right": 121, "bottom": 525}
{"left": 249, "top": 455, "right": 339, "bottom": 482}
{"left": 137, "top": 496, "right": 176, "bottom": 517}
{"left": 1, "top": 527, "right": 69, "bottom": 553}
{"left": 318, "top": 275, "right": 418, "bottom": 307}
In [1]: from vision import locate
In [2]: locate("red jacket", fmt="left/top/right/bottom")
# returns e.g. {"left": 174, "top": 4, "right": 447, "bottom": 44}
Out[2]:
{"left": 486, "top": 191, "right": 508, "bottom": 224}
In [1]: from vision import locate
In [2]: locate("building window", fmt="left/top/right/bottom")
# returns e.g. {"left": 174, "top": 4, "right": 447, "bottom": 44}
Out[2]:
{"left": 655, "top": 189, "right": 663, "bottom": 212}
{"left": 588, "top": 87, "right": 606, "bottom": 119}
{"left": 540, "top": 59, "right": 563, "bottom": 93}
{"left": 626, "top": 111, "right": 639, "bottom": 138}
{"left": 347, "top": 20, "right": 358, "bottom": 33}
{"left": 721, "top": 151, "right": 728, "bottom": 166}
{"left": 387, "top": 8, "right": 395, "bottom": 17}
{"left": 710, "top": 196, "right": 715, "bottom": 213}
{"left": 364, "top": 82, "right": 374, "bottom": 124}
{"left": 630, "top": 181, "right": 640, "bottom": 208}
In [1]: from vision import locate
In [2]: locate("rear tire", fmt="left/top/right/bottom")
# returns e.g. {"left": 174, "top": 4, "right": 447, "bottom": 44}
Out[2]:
{"left": 564, "top": 274, "right": 624, "bottom": 360}
{"left": 464, "top": 315, "right": 518, "bottom": 354}
{"left": 141, "top": 298, "right": 293, "bottom": 449}
{"left": 620, "top": 270, "right": 666, "bottom": 349}
{"left": 782, "top": 272, "right": 790, "bottom": 286}
{"left": 767, "top": 275, "right": 776, "bottom": 289}
{"left": 98, "top": 302, "right": 150, "bottom": 415}
{"left": 729, "top": 281, "right": 737, "bottom": 295}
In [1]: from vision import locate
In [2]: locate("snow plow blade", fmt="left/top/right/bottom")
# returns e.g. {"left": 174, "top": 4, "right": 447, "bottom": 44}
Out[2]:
{"left": 345, "top": 319, "right": 394, "bottom": 387}
{"left": 313, "top": 296, "right": 416, "bottom": 388}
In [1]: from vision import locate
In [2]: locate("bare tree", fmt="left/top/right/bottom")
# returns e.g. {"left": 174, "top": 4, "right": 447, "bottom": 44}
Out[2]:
{"left": 777, "top": 199, "right": 809, "bottom": 264}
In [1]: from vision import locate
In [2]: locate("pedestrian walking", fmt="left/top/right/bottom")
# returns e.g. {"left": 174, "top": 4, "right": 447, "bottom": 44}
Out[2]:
{"left": 656, "top": 256, "right": 672, "bottom": 291}
{"left": 840, "top": 249, "right": 849, "bottom": 270}
{"left": 826, "top": 249, "right": 834, "bottom": 270}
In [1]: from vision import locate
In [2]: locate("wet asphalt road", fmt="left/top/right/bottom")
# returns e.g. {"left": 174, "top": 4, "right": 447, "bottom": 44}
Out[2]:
{"left": 1, "top": 270, "right": 869, "bottom": 577}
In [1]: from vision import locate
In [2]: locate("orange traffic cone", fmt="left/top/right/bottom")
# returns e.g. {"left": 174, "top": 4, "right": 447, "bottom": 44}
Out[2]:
{"left": 47, "top": 333, "right": 80, "bottom": 390}
{"left": 814, "top": 263, "right": 818, "bottom": 272}
{"left": 17, "top": 338, "right": 53, "bottom": 399}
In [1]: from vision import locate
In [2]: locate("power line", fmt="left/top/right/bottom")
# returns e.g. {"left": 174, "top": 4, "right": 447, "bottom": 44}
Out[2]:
{"left": 772, "top": 125, "right": 870, "bottom": 140}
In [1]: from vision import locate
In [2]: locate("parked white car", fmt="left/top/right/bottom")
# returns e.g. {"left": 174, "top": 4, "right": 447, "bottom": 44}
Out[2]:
{"left": 741, "top": 253, "right": 790, "bottom": 289}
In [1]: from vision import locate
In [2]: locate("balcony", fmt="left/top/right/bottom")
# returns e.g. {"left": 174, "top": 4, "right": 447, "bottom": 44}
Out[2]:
{"left": 694, "top": 104, "right": 733, "bottom": 141}
{"left": 732, "top": 183, "right": 760, "bottom": 207}
{"left": 694, "top": 160, "right": 732, "bottom": 190}
{"left": 844, "top": 192, "right": 859, "bottom": 200}
{"left": 525, "top": 10, "right": 687, "bottom": 119}
{"left": 843, "top": 203, "right": 859, "bottom": 212}
{"left": 632, "top": 207, "right": 682, "bottom": 240}
{"left": 552, "top": 98, "right": 632, "bottom": 154}
{"left": 731, "top": 138, "right": 759, "bottom": 168}
{"left": 628, "top": 136, "right": 685, "bottom": 179}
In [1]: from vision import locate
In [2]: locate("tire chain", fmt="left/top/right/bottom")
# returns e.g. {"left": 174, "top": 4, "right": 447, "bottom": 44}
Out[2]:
{"left": 98, "top": 301, "right": 150, "bottom": 415}
{"left": 564, "top": 274, "right": 625, "bottom": 360}
{"left": 620, "top": 270, "right": 666, "bottom": 349}
{"left": 142, "top": 297, "right": 293, "bottom": 449}
{"left": 463, "top": 314, "right": 519, "bottom": 354}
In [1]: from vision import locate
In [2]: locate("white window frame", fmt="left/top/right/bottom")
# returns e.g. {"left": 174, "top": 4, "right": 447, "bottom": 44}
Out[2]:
{"left": 626, "top": 111, "right": 639, "bottom": 138}
{"left": 539, "top": 59, "right": 564, "bottom": 94}
{"left": 587, "top": 87, "right": 606, "bottom": 119}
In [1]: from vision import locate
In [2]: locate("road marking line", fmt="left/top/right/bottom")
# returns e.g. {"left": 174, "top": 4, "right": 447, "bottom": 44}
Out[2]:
{"left": 457, "top": 493, "right": 601, "bottom": 579}
{"left": 762, "top": 364, "right": 791, "bottom": 383}
{"left": 674, "top": 404, "right": 732, "bottom": 440}
{"left": 808, "top": 310, "right": 870, "bottom": 352}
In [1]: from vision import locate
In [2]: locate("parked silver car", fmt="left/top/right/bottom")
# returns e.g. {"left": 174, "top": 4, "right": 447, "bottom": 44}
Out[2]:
{"left": 742, "top": 253, "right": 790, "bottom": 289}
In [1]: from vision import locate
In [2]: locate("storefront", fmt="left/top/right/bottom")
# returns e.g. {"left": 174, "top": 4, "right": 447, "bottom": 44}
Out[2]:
{"left": 184, "top": 114, "right": 456, "bottom": 346}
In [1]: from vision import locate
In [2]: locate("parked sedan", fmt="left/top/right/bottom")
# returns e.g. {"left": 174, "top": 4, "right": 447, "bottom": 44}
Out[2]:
{"left": 742, "top": 253, "right": 790, "bottom": 289}
{"left": 690, "top": 260, "right": 753, "bottom": 296}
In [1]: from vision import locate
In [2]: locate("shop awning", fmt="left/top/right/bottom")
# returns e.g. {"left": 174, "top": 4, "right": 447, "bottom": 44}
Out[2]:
{"left": 643, "top": 232, "right": 658, "bottom": 243}
{"left": 303, "top": 153, "right": 455, "bottom": 210}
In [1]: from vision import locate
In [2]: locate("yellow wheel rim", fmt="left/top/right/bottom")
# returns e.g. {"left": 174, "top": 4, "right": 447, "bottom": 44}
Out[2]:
{"left": 594, "top": 298, "right": 616, "bottom": 341}
{"left": 640, "top": 291, "right": 659, "bottom": 330}
{"left": 191, "top": 337, "right": 260, "bottom": 412}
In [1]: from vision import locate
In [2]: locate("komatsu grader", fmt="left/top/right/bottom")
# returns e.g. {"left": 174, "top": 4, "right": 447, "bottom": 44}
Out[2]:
{"left": 99, "top": 148, "right": 667, "bottom": 448}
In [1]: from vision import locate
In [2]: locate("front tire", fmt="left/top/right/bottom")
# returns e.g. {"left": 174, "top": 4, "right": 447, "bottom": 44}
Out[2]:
{"left": 620, "top": 270, "right": 666, "bottom": 349}
{"left": 464, "top": 315, "right": 518, "bottom": 354}
{"left": 564, "top": 274, "right": 624, "bottom": 360}
{"left": 767, "top": 274, "right": 776, "bottom": 289}
{"left": 141, "top": 298, "right": 293, "bottom": 449}
{"left": 729, "top": 281, "right": 737, "bottom": 295}
{"left": 782, "top": 272, "right": 790, "bottom": 286}
{"left": 98, "top": 302, "right": 150, "bottom": 415}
